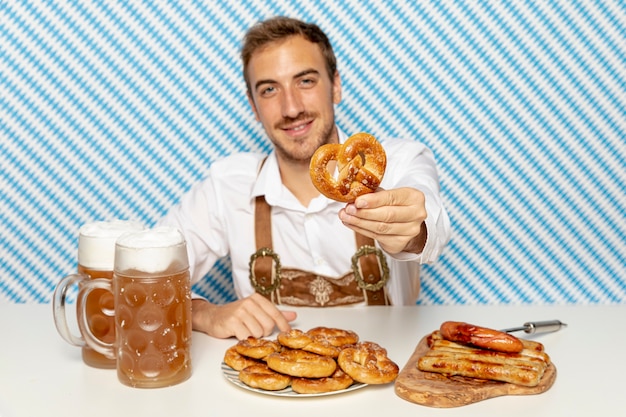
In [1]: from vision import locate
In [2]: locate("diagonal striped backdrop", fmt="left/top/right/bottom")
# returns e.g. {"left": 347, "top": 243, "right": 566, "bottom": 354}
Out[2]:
{"left": 1, "top": 0, "right": 624, "bottom": 305}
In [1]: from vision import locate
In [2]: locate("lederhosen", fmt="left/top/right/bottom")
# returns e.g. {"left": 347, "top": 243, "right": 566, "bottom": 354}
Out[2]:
{"left": 248, "top": 195, "right": 390, "bottom": 306}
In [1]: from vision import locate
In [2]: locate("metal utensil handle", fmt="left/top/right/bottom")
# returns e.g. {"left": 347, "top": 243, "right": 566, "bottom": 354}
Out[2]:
{"left": 501, "top": 319, "right": 567, "bottom": 334}
{"left": 523, "top": 320, "right": 567, "bottom": 334}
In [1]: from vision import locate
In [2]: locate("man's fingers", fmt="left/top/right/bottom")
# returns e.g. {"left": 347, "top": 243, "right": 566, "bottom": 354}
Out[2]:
{"left": 240, "top": 294, "right": 295, "bottom": 338}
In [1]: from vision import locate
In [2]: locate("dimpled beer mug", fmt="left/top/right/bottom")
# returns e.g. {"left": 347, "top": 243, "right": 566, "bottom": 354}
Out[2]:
{"left": 53, "top": 220, "right": 145, "bottom": 368}
{"left": 79, "top": 227, "right": 193, "bottom": 388}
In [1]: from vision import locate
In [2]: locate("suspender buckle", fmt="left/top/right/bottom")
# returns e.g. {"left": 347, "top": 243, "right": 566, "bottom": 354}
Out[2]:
{"left": 351, "top": 245, "right": 389, "bottom": 291}
{"left": 249, "top": 247, "right": 282, "bottom": 294}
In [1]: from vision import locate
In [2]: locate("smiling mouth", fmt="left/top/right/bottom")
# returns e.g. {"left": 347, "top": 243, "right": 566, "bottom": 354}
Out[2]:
{"left": 283, "top": 122, "right": 310, "bottom": 133}
{"left": 279, "top": 114, "right": 314, "bottom": 133}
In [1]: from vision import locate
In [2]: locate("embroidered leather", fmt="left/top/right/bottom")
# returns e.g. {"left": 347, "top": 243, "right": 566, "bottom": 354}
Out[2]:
{"left": 250, "top": 195, "right": 389, "bottom": 306}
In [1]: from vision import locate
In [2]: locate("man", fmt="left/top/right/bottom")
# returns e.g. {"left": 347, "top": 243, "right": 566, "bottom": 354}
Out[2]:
{"left": 159, "top": 16, "right": 451, "bottom": 340}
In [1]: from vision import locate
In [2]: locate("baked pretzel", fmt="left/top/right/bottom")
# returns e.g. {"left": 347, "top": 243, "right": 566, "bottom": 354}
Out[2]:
{"left": 224, "top": 345, "right": 261, "bottom": 371}
{"left": 337, "top": 342, "right": 399, "bottom": 384}
{"left": 238, "top": 363, "right": 292, "bottom": 391}
{"left": 266, "top": 349, "right": 337, "bottom": 378}
{"left": 291, "top": 368, "right": 354, "bottom": 394}
{"left": 277, "top": 329, "right": 340, "bottom": 357}
{"left": 277, "top": 327, "right": 359, "bottom": 358}
{"left": 277, "top": 329, "right": 314, "bottom": 350}
{"left": 302, "top": 338, "right": 341, "bottom": 358}
{"left": 235, "top": 336, "right": 281, "bottom": 359}
{"left": 310, "top": 132, "right": 386, "bottom": 202}
{"left": 306, "top": 326, "right": 359, "bottom": 347}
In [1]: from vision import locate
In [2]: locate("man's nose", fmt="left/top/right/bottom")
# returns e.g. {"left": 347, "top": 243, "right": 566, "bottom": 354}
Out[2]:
{"left": 281, "top": 88, "right": 304, "bottom": 118}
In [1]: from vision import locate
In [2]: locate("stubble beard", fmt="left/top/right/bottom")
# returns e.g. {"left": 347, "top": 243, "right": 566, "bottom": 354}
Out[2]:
{"left": 272, "top": 114, "right": 335, "bottom": 164}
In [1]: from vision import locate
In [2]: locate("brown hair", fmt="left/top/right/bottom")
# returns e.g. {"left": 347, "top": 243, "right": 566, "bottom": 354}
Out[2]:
{"left": 241, "top": 16, "right": 337, "bottom": 94}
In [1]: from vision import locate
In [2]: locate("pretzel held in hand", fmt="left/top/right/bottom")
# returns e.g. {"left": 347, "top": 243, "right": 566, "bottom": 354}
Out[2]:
{"left": 310, "top": 132, "right": 386, "bottom": 203}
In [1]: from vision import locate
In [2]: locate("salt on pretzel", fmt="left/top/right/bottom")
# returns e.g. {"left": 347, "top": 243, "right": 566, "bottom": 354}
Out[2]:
{"left": 306, "top": 326, "right": 359, "bottom": 347}
{"left": 277, "top": 327, "right": 359, "bottom": 358}
{"left": 277, "top": 329, "right": 314, "bottom": 350}
{"left": 238, "top": 363, "right": 292, "bottom": 391}
{"left": 309, "top": 132, "right": 386, "bottom": 203}
{"left": 301, "top": 338, "right": 341, "bottom": 358}
{"left": 224, "top": 345, "right": 261, "bottom": 371}
{"left": 266, "top": 349, "right": 337, "bottom": 378}
{"left": 277, "top": 329, "right": 340, "bottom": 357}
{"left": 235, "top": 336, "right": 281, "bottom": 359}
{"left": 337, "top": 342, "right": 399, "bottom": 384}
{"left": 291, "top": 368, "right": 354, "bottom": 394}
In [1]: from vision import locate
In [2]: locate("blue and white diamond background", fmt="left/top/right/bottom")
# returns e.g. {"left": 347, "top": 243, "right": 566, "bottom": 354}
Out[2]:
{"left": 1, "top": 1, "right": 624, "bottom": 305}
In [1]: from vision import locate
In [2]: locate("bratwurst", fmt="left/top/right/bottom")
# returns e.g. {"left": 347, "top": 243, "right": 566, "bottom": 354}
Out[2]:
{"left": 440, "top": 321, "right": 524, "bottom": 353}
{"left": 416, "top": 326, "right": 551, "bottom": 387}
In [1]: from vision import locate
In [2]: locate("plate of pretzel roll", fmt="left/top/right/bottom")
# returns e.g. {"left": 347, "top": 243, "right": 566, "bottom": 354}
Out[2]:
{"left": 222, "top": 326, "right": 399, "bottom": 397}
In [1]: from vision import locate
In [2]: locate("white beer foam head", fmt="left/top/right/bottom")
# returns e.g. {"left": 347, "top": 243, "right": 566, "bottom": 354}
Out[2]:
{"left": 78, "top": 220, "right": 145, "bottom": 269}
{"left": 115, "top": 227, "right": 187, "bottom": 274}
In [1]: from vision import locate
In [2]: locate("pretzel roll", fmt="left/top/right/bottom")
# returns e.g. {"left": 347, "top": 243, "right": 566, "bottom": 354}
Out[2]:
{"left": 238, "top": 363, "right": 291, "bottom": 391}
{"left": 306, "top": 327, "right": 359, "bottom": 347}
{"left": 277, "top": 329, "right": 314, "bottom": 350}
{"left": 266, "top": 349, "right": 337, "bottom": 378}
{"left": 224, "top": 345, "right": 261, "bottom": 371}
{"left": 310, "top": 132, "right": 386, "bottom": 203}
{"left": 351, "top": 341, "right": 387, "bottom": 355}
{"left": 301, "top": 337, "right": 341, "bottom": 358}
{"left": 338, "top": 344, "right": 399, "bottom": 384}
{"left": 235, "top": 336, "right": 281, "bottom": 359}
{"left": 291, "top": 368, "right": 354, "bottom": 394}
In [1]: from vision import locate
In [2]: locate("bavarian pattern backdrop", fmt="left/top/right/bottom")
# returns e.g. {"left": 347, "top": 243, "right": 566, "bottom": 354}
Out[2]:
{"left": 2, "top": 1, "right": 625, "bottom": 304}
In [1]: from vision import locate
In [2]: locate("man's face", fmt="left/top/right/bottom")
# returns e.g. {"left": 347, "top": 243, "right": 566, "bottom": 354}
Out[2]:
{"left": 246, "top": 35, "right": 342, "bottom": 163}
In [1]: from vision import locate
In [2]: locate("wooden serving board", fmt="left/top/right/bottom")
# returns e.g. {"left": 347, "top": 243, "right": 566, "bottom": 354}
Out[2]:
{"left": 394, "top": 335, "right": 557, "bottom": 408}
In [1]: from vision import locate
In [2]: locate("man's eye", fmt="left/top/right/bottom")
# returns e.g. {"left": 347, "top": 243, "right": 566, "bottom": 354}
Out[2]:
{"left": 259, "top": 86, "right": 276, "bottom": 96}
{"left": 300, "top": 78, "right": 316, "bottom": 87}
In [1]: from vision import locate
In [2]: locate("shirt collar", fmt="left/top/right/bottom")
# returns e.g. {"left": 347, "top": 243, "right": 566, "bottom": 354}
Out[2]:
{"left": 251, "top": 151, "right": 280, "bottom": 200}
{"left": 337, "top": 126, "right": 348, "bottom": 144}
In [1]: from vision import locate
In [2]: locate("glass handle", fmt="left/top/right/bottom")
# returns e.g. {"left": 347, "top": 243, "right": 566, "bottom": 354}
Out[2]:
{"left": 52, "top": 273, "right": 87, "bottom": 347}
{"left": 77, "top": 278, "right": 116, "bottom": 360}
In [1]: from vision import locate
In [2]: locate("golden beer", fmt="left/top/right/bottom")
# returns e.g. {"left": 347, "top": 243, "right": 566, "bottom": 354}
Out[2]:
{"left": 114, "top": 267, "right": 192, "bottom": 388}
{"left": 78, "top": 227, "right": 193, "bottom": 388}
{"left": 53, "top": 220, "right": 144, "bottom": 369}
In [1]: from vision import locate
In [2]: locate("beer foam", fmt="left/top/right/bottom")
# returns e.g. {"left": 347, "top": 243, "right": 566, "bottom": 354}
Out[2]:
{"left": 78, "top": 220, "right": 145, "bottom": 269}
{"left": 115, "top": 227, "right": 187, "bottom": 274}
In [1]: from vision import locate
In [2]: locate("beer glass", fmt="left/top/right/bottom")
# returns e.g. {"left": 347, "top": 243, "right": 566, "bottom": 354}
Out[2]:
{"left": 53, "top": 220, "right": 144, "bottom": 368}
{"left": 79, "top": 227, "right": 193, "bottom": 388}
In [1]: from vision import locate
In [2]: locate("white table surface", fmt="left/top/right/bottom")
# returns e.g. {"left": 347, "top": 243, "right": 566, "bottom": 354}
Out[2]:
{"left": 1, "top": 303, "right": 624, "bottom": 417}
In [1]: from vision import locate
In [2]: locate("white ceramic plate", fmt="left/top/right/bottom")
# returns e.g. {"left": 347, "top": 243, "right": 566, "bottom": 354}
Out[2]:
{"left": 221, "top": 362, "right": 368, "bottom": 397}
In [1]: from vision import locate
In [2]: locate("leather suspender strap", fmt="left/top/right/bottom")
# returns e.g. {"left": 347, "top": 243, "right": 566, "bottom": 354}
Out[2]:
{"left": 250, "top": 195, "right": 281, "bottom": 299}
{"left": 254, "top": 195, "right": 272, "bottom": 250}
{"left": 249, "top": 157, "right": 282, "bottom": 299}
{"left": 354, "top": 233, "right": 389, "bottom": 305}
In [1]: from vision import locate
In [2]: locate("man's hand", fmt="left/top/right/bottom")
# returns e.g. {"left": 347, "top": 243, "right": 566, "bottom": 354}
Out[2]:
{"left": 338, "top": 187, "right": 428, "bottom": 254}
{"left": 191, "top": 294, "right": 297, "bottom": 340}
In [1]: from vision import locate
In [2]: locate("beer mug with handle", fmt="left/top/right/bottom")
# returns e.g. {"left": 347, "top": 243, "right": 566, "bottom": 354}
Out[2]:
{"left": 53, "top": 220, "right": 145, "bottom": 368}
{"left": 78, "top": 227, "right": 193, "bottom": 388}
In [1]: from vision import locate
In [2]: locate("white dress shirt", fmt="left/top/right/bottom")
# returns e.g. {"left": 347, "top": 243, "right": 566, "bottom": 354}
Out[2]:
{"left": 159, "top": 127, "right": 451, "bottom": 305}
